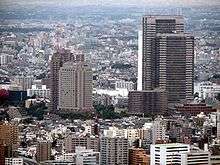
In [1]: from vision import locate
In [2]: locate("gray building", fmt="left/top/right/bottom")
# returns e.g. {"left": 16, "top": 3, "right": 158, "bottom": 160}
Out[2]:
{"left": 128, "top": 88, "right": 167, "bottom": 115}
{"left": 100, "top": 137, "right": 128, "bottom": 165}
{"left": 50, "top": 49, "right": 84, "bottom": 111}
{"left": 58, "top": 61, "right": 93, "bottom": 112}
{"left": 139, "top": 15, "right": 194, "bottom": 104}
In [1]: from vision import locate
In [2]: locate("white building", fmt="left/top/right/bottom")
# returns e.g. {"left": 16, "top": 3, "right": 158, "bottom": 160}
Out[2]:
{"left": 0, "top": 53, "right": 13, "bottom": 65}
{"left": 75, "top": 146, "right": 100, "bottom": 165}
{"left": 103, "top": 127, "right": 139, "bottom": 140}
{"left": 115, "top": 80, "right": 134, "bottom": 91}
{"left": 103, "top": 127, "right": 126, "bottom": 138}
{"left": 55, "top": 153, "right": 75, "bottom": 161}
{"left": 194, "top": 81, "right": 220, "bottom": 99}
{"left": 150, "top": 143, "right": 190, "bottom": 165}
{"left": 152, "top": 117, "right": 167, "bottom": 144}
{"left": 27, "top": 84, "right": 50, "bottom": 98}
{"left": 181, "top": 150, "right": 211, "bottom": 165}
{"left": 5, "top": 158, "right": 23, "bottom": 165}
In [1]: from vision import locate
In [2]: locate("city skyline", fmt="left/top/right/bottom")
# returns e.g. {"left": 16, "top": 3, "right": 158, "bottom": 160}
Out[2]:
{"left": 0, "top": 0, "right": 219, "bottom": 164}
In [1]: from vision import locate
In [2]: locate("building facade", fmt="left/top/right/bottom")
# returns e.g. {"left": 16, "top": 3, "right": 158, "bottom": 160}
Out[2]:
{"left": 150, "top": 143, "right": 190, "bottom": 165}
{"left": 27, "top": 84, "right": 50, "bottom": 98}
{"left": 155, "top": 33, "right": 194, "bottom": 103}
{"left": 0, "top": 122, "right": 19, "bottom": 150}
{"left": 100, "top": 137, "right": 128, "bottom": 165}
{"left": 181, "top": 150, "right": 211, "bottom": 165}
{"left": 139, "top": 15, "right": 194, "bottom": 104}
{"left": 58, "top": 61, "right": 93, "bottom": 112}
{"left": 128, "top": 88, "right": 167, "bottom": 115}
{"left": 75, "top": 146, "right": 100, "bottom": 165}
{"left": 64, "top": 136, "right": 100, "bottom": 153}
{"left": 129, "top": 148, "right": 150, "bottom": 165}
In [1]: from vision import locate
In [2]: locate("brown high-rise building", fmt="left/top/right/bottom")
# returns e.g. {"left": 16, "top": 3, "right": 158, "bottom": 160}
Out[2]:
{"left": 129, "top": 148, "right": 150, "bottom": 165}
{"left": 50, "top": 49, "right": 84, "bottom": 111}
{"left": 36, "top": 141, "right": 51, "bottom": 162}
{"left": 0, "top": 122, "right": 19, "bottom": 149}
{"left": 128, "top": 88, "right": 167, "bottom": 115}
{"left": 58, "top": 61, "right": 93, "bottom": 112}
{"left": 138, "top": 15, "right": 194, "bottom": 104}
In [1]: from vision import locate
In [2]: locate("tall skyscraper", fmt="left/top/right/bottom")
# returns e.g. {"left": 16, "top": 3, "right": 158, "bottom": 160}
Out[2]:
{"left": 139, "top": 15, "right": 194, "bottom": 104}
{"left": 50, "top": 49, "right": 84, "bottom": 111}
{"left": 155, "top": 33, "right": 194, "bottom": 103}
{"left": 58, "top": 61, "right": 93, "bottom": 112}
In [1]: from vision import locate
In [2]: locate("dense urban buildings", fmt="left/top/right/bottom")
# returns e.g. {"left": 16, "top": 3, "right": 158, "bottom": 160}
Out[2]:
{"left": 0, "top": 1, "right": 220, "bottom": 165}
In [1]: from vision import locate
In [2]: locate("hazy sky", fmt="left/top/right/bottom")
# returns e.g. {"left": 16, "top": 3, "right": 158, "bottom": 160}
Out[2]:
{"left": 1, "top": 0, "right": 220, "bottom": 7}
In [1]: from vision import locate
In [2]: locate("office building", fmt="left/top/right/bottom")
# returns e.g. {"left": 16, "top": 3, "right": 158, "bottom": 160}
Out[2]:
{"left": 181, "top": 150, "right": 211, "bottom": 165}
{"left": 50, "top": 49, "right": 75, "bottom": 111}
{"left": 36, "top": 141, "right": 51, "bottom": 162}
{"left": 128, "top": 88, "right": 167, "bottom": 115}
{"left": 139, "top": 15, "right": 194, "bottom": 104}
{"left": 58, "top": 61, "right": 93, "bottom": 112}
{"left": 100, "top": 137, "right": 128, "bottom": 165}
{"left": 150, "top": 143, "right": 190, "bottom": 165}
{"left": 155, "top": 33, "right": 194, "bottom": 103}
{"left": 64, "top": 136, "right": 100, "bottom": 153}
{"left": 140, "top": 15, "right": 184, "bottom": 91}
{"left": 129, "top": 148, "right": 150, "bottom": 165}
{"left": 75, "top": 146, "right": 100, "bottom": 165}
